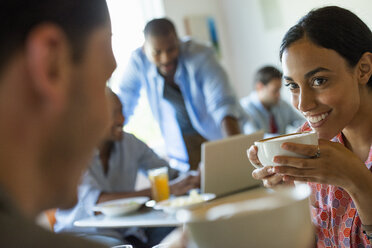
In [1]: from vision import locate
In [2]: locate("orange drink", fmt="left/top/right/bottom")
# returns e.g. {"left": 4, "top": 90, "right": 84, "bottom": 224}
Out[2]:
{"left": 148, "top": 167, "right": 170, "bottom": 202}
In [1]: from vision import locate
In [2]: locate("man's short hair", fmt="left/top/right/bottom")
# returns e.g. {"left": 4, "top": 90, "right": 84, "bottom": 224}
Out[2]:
{"left": 0, "top": 0, "right": 109, "bottom": 73}
{"left": 144, "top": 18, "right": 177, "bottom": 38}
{"left": 254, "top": 66, "right": 283, "bottom": 85}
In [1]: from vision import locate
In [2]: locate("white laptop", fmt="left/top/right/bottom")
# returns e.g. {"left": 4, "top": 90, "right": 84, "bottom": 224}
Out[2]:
{"left": 201, "top": 131, "right": 264, "bottom": 197}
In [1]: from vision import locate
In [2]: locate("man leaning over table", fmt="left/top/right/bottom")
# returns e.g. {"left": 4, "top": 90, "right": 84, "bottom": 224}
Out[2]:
{"left": 0, "top": 0, "right": 117, "bottom": 247}
{"left": 116, "top": 18, "right": 248, "bottom": 172}
{"left": 55, "top": 89, "right": 200, "bottom": 247}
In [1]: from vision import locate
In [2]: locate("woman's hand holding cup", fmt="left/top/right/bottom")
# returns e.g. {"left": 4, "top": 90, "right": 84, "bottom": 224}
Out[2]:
{"left": 248, "top": 131, "right": 318, "bottom": 188}
{"left": 248, "top": 145, "right": 290, "bottom": 188}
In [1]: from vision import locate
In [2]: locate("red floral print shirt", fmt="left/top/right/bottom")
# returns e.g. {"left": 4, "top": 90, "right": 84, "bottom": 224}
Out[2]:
{"left": 300, "top": 123, "right": 371, "bottom": 248}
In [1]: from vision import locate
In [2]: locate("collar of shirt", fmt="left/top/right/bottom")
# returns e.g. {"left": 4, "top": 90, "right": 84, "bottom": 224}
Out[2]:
{"left": 250, "top": 91, "right": 271, "bottom": 118}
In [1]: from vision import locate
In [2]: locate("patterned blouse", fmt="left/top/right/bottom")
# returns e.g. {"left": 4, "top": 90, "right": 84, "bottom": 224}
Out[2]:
{"left": 300, "top": 123, "right": 372, "bottom": 247}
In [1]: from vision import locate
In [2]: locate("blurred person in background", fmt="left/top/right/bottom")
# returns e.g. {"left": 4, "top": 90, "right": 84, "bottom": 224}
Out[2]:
{"left": 0, "top": 0, "right": 116, "bottom": 247}
{"left": 55, "top": 89, "right": 199, "bottom": 247}
{"left": 241, "top": 66, "right": 305, "bottom": 137}
{"left": 116, "top": 18, "right": 247, "bottom": 171}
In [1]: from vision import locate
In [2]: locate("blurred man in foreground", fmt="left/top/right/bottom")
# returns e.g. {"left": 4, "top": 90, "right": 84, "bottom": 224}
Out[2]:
{"left": 0, "top": 0, "right": 116, "bottom": 247}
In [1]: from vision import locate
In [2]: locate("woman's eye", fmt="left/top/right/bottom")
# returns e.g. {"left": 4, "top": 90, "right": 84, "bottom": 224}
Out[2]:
{"left": 312, "top": 77, "right": 327, "bottom": 86}
{"left": 284, "top": 82, "right": 299, "bottom": 90}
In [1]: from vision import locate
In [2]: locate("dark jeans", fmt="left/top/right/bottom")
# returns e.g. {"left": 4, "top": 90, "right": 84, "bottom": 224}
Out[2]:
{"left": 126, "top": 227, "right": 175, "bottom": 248}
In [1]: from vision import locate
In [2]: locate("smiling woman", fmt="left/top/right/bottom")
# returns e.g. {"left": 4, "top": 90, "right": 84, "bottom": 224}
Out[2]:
{"left": 249, "top": 6, "right": 372, "bottom": 247}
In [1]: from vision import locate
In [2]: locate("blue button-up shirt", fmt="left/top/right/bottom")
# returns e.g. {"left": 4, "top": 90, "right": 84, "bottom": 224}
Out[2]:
{"left": 241, "top": 92, "right": 305, "bottom": 136}
{"left": 117, "top": 38, "right": 248, "bottom": 168}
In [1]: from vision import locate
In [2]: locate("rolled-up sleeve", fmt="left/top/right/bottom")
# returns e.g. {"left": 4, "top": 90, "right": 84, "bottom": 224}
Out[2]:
{"left": 198, "top": 50, "right": 241, "bottom": 125}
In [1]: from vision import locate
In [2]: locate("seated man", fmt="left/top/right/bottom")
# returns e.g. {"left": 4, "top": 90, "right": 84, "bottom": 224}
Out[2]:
{"left": 55, "top": 89, "right": 199, "bottom": 247}
{"left": 241, "top": 66, "right": 305, "bottom": 136}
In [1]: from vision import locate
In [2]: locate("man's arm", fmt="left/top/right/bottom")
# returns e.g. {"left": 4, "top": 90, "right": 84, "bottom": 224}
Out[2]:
{"left": 97, "top": 173, "right": 200, "bottom": 204}
{"left": 221, "top": 115, "right": 240, "bottom": 136}
{"left": 97, "top": 189, "right": 152, "bottom": 204}
{"left": 195, "top": 47, "right": 244, "bottom": 135}
{"left": 94, "top": 134, "right": 197, "bottom": 204}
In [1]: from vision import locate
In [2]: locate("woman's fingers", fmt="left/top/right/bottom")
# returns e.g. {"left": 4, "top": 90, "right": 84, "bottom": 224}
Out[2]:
{"left": 273, "top": 156, "right": 315, "bottom": 168}
{"left": 281, "top": 142, "right": 319, "bottom": 158}
{"left": 247, "top": 145, "right": 262, "bottom": 169}
{"left": 263, "top": 174, "right": 284, "bottom": 188}
{"left": 252, "top": 166, "right": 274, "bottom": 180}
{"left": 252, "top": 165, "right": 289, "bottom": 188}
{"left": 274, "top": 165, "right": 316, "bottom": 178}
{"left": 283, "top": 175, "right": 317, "bottom": 183}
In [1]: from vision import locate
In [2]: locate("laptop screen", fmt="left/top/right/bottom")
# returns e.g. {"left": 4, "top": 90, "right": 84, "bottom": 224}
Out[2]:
{"left": 201, "top": 131, "right": 264, "bottom": 197}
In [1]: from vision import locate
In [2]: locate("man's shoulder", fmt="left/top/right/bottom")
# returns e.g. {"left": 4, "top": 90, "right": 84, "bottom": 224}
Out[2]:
{"left": 120, "top": 132, "right": 149, "bottom": 150}
{"left": 240, "top": 93, "right": 259, "bottom": 110}
{"left": 181, "top": 38, "right": 212, "bottom": 51}
{"left": 180, "top": 38, "right": 214, "bottom": 61}
{"left": 277, "top": 98, "right": 293, "bottom": 108}
{"left": 0, "top": 211, "right": 107, "bottom": 248}
{"left": 121, "top": 132, "right": 141, "bottom": 144}
{"left": 276, "top": 99, "right": 301, "bottom": 115}
{"left": 128, "top": 47, "right": 148, "bottom": 65}
{"left": 240, "top": 95, "right": 253, "bottom": 105}
{"left": 131, "top": 46, "right": 145, "bottom": 57}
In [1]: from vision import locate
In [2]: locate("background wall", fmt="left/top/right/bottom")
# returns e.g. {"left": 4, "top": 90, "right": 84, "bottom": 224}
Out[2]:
{"left": 162, "top": 0, "right": 372, "bottom": 100}
{"left": 162, "top": 0, "right": 234, "bottom": 82}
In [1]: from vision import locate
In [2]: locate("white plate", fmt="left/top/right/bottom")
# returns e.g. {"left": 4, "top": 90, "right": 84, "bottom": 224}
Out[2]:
{"left": 93, "top": 196, "right": 149, "bottom": 217}
{"left": 153, "top": 193, "right": 216, "bottom": 214}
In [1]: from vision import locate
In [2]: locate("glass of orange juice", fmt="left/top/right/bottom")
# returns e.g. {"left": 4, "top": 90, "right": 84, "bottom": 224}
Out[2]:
{"left": 148, "top": 167, "right": 170, "bottom": 202}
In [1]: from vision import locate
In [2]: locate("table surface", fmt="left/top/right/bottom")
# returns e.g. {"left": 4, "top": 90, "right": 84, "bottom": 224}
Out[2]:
{"left": 74, "top": 187, "right": 266, "bottom": 229}
{"left": 74, "top": 206, "right": 181, "bottom": 228}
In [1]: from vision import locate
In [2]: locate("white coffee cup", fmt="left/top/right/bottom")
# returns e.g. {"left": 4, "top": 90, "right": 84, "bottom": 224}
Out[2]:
{"left": 252, "top": 131, "right": 318, "bottom": 167}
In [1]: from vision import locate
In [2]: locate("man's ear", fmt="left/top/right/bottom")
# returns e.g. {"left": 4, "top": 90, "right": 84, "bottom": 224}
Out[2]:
{"left": 256, "top": 81, "right": 265, "bottom": 91}
{"left": 143, "top": 42, "right": 155, "bottom": 63}
{"left": 25, "top": 24, "right": 71, "bottom": 112}
{"left": 357, "top": 52, "right": 372, "bottom": 86}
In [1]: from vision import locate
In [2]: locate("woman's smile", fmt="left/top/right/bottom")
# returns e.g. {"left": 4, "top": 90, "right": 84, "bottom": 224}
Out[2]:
{"left": 304, "top": 110, "right": 331, "bottom": 128}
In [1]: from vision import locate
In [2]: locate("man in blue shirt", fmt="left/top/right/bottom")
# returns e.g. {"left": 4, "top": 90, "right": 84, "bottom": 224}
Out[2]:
{"left": 117, "top": 18, "right": 247, "bottom": 171}
{"left": 240, "top": 66, "right": 305, "bottom": 136}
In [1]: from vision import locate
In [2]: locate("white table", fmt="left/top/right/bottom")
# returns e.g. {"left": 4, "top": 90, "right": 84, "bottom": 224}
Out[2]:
{"left": 74, "top": 206, "right": 181, "bottom": 228}
{"left": 74, "top": 187, "right": 264, "bottom": 229}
